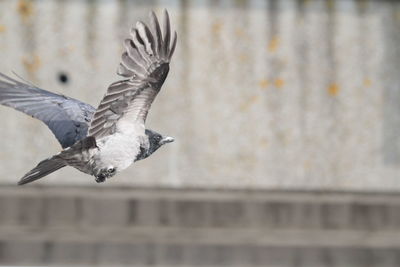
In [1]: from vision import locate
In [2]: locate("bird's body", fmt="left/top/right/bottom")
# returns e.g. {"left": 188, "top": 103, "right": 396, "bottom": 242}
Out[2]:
{"left": 92, "top": 123, "right": 144, "bottom": 175}
{"left": 0, "top": 10, "right": 177, "bottom": 185}
{"left": 49, "top": 130, "right": 144, "bottom": 182}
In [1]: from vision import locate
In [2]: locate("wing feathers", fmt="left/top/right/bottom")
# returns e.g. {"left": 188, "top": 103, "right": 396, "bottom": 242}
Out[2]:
{"left": 117, "top": 63, "right": 134, "bottom": 78}
{"left": 123, "top": 39, "right": 148, "bottom": 72}
{"left": 121, "top": 52, "right": 145, "bottom": 76}
{"left": 122, "top": 9, "right": 175, "bottom": 80}
{"left": 88, "top": 10, "right": 176, "bottom": 139}
{"left": 136, "top": 21, "right": 155, "bottom": 55}
{"left": 0, "top": 73, "right": 95, "bottom": 148}
{"left": 150, "top": 11, "right": 163, "bottom": 55}
{"left": 169, "top": 31, "right": 177, "bottom": 59}
{"left": 162, "top": 9, "right": 171, "bottom": 59}
{"left": 131, "top": 30, "right": 153, "bottom": 66}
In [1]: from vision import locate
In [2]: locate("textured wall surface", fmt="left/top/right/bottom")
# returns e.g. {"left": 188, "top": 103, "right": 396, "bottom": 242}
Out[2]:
{"left": 0, "top": 0, "right": 399, "bottom": 190}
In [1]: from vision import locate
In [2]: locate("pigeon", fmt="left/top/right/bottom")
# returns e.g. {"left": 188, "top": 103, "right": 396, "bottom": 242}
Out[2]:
{"left": 0, "top": 10, "right": 177, "bottom": 185}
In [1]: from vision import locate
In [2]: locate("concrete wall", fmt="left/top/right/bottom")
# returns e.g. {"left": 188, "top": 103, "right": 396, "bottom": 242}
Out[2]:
{"left": 0, "top": 0, "right": 399, "bottom": 190}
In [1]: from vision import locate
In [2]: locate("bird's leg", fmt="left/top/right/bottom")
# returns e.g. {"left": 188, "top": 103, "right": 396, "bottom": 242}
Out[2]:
{"left": 94, "top": 167, "right": 116, "bottom": 183}
{"left": 95, "top": 173, "right": 106, "bottom": 183}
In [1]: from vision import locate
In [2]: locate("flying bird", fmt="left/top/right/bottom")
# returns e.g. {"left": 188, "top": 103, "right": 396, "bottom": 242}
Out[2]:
{"left": 0, "top": 10, "right": 177, "bottom": 185}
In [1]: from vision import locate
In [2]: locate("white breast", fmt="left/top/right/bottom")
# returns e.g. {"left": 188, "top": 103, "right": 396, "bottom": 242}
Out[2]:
{"left": 95, "top": 130, "right": 143, "bottom": 172}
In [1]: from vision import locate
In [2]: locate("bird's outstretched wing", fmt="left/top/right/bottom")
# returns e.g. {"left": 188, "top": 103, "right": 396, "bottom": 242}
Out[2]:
{"left": 0, "top": 73, "right": 95, "bottom": 148}
{"left": 88, "top": 10, "right": 177, "bottom": 139}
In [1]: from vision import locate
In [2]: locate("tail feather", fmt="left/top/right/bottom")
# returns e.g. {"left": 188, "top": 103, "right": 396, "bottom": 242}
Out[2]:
{"left": 18, "top": 156, "right": 66, "bottom": 185}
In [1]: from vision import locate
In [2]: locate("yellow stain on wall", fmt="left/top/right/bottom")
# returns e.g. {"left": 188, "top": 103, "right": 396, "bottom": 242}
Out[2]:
{"left": 274, "top": 78, "right": 285, "bottom": 89}
{"left": 240, "top": 95, "right": 260, "bottom": 112}
{"left": 259, "top": 137, "right": 268, "bottom": 148}
{"left": 277, "top": 131, "right": 289, "bottom": 146}
{"left": 304, "top": 160, "right": 312, "bottom": 170}
{"left": 268, "top": 36, "right": 280, "bottom": 53}
{"left": 363, "top": 78, "right": 372, "bottom": 88}
{"left": 17, "top": 0, "right": 34, "bottom": 21}
{"left": 259, "top": 79, "right": 268, "bottom": 89}
{"left": 59, "top": 45, "right": 76, "bottom": 56}
{"left": 235, "top": 28, "right": 246, "bottom": 38}
{"left": 0, "top": 25, "right": 6, "bottom": 33}
{"left": 238, "top": 53, "right": 249, "bottom": 63}
{"left": 22, "top": 54, "right": 41, "bottom": 73}
{"left": 212, "top": 20, "right": 223, "bottom": 35}
{"left": 328, "top": 83, "right": 340, "bottom": 96}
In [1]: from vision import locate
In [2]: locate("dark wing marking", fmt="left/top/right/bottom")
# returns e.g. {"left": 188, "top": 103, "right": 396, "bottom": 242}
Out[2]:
{"left": 88, "top": 10, "right": 177, "bottom": 139}
{"left": 0, "top": 72, "right": 95, "bottom": 148}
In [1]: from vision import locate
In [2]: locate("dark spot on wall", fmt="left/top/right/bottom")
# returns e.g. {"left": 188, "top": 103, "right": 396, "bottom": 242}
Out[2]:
{"left": 58, "top": 72, "right": 69, "bottom": 84}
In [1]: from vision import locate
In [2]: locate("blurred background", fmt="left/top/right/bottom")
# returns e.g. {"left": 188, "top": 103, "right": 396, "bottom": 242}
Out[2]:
{"left": 0, "top": 0, "right": 399, "bottom": 266}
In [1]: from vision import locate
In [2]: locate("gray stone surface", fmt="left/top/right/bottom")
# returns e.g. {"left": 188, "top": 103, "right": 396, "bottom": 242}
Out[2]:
{"left": 0, "top": 0, "right": 398, "bottom": 190}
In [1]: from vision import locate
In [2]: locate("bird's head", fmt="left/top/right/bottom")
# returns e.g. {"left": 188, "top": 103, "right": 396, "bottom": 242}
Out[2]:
{"left": 136, "top": 129, "right": 174, "bottom": 161}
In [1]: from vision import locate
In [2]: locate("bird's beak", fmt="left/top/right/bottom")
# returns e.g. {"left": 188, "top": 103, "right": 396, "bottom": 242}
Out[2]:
{"left": 161, "top": 136, "right": 175, "bottom": 144}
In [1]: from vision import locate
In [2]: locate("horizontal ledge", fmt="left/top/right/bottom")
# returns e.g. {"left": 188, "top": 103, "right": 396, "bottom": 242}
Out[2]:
{"left": 1, "top": 186, "right": 400, "bottom": 204}
{"left": 0, "top": 228, "right": 399, "bottom": 248}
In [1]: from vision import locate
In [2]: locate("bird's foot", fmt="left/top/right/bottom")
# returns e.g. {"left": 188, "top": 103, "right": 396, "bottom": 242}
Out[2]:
{"left": 94, "top": 167, "right": 116, "bottom": 183}
{"left": 95, "top": 174, "right": 106, "bottom": 183}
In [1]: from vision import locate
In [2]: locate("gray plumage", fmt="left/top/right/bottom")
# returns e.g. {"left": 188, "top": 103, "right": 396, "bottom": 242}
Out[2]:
{"left": 0, "top": 10, "right": 177, "bottom": 185}
{"left": 0, "top": 73, "right": 170, "bottom": 153}
{"left": 0, "top": 72, "right": 94, "bottom": 148}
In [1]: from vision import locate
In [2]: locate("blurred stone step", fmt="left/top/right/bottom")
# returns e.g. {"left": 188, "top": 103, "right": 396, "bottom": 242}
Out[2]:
{"left": 0, "top": 240, "right": 399, "bottom": 266}
{"left": 1, "top": 228, "right": 400, "bottom": 248}
{"left": 1, "top": 187, "right": 400, "bottom": 231}
{"left": 0, "top": 187, "right": 400, "bottom": 266}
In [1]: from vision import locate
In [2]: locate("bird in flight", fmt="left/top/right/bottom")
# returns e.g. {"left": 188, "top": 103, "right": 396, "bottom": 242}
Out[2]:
{"left": 0, "top": 10, "right": 177, "bottom": 185}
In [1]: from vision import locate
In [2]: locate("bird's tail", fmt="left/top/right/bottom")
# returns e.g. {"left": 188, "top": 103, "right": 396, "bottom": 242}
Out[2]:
{"left": 18, "top": 155, "right": 66, "bottom": 185}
